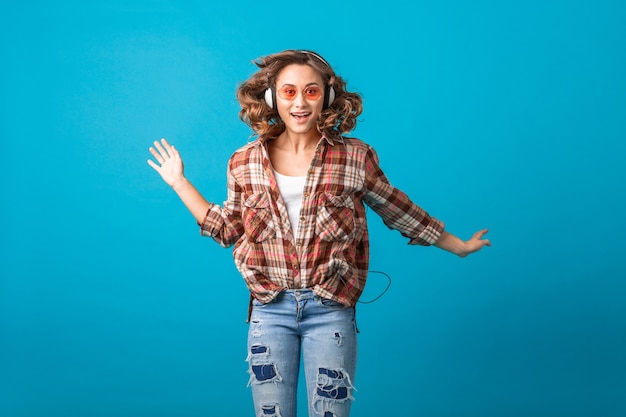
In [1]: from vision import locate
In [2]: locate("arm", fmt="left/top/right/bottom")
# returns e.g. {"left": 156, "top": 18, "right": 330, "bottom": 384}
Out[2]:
{"left": 361, "top": 145, "right": 444, "bottom": 246}
{"left": 147, "top": 138, "right": 211, "bottom": 224}
{"left": 361, "top": 144, "right": 490, "bottom": 255}
{"left": 434, "top": 229, "right": 491, "bottom": 257}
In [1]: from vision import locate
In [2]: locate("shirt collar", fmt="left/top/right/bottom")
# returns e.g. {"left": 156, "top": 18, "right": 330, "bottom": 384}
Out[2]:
{"left": 323, "top": 135, "right": 345, "bottom": 146}
{"left": 257, "top": 134, "right": 343, "bottom": 147}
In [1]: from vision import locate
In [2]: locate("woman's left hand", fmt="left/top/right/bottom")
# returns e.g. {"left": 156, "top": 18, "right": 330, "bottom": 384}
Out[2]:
{"left": 460, "top": 228, "right": 491, "bottom": 257}
{"left": 434, "top": 229, "right": 491, "bottom": 257}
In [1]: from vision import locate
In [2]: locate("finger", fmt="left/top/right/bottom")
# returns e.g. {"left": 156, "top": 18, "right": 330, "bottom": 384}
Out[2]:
{"left": 154, "top": 140, "right": 170, "bottom": 160}
{"left": 473, "top": 228, "right": 489, "bottom": 240}
{"left": 147, "top": 159, "right": 161, "bottom": 171}
{"left": 169, "top": 144, "right": 180, "bottom": 159}
{"left": 149, "top": 147, "right": 165, "bottom": 164}
{"left": 160, "top": 138, "right": 175, "bottom": 158}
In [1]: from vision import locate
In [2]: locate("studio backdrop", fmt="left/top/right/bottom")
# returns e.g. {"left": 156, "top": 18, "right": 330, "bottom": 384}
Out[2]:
{"left": 1, "top": 1, "right": 625, "bottom": 416}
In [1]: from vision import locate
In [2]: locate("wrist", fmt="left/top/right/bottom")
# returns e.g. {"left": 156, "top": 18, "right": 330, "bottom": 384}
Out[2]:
{"left": 171, "top": 177, "right": 189, "bottom": 192}
{"left": 453, "top": 240, "right": 469, "bottom": 258}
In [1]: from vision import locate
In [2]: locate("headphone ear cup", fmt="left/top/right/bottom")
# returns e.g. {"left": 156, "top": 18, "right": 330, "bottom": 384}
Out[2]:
{"left": 264, "top": 87, "right": 275, "bottom": 109}
{"left": 326, "top": 86, "right": 335, "bottom": 108}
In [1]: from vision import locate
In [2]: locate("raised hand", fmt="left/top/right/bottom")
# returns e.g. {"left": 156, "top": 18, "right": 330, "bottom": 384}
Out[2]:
{"left": 147, "top": 138, "right": 185, "bottom": 189}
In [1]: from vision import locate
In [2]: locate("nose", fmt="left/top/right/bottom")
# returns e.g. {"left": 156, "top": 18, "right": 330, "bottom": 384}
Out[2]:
{"left": 293, "top": 91, "right": 307, "bottom": 106}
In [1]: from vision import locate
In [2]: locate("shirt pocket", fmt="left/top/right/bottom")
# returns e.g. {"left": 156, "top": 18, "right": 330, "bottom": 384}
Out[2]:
{"left": 243, "top": 192, "right": 276, "bottom": 243}
{"left": 315, "top": 193, "right": 355, "bottom": 242}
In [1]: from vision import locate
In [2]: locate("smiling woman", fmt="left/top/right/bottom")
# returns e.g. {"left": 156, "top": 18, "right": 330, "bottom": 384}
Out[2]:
{"left": 147, "top": 49, "right": 490, "bottom": 417}
{"left": 272, "top": 64, "right": 327, "bottom": 147}
{"left": 3, "top": 1, "right": 625, "bottom": 416}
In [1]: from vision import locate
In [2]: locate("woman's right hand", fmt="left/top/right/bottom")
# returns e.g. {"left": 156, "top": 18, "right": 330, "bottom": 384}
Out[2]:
{"left": 147, "top": 138, "right": 185, "bottom": 189}
{"left": 147, "top": 138, "right": 212, "bottom": 224}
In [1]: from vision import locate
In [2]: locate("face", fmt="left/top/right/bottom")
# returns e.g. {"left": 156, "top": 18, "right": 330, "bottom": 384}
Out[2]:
{"left": 274, "top": 64, "right": 325, "bottom": 136}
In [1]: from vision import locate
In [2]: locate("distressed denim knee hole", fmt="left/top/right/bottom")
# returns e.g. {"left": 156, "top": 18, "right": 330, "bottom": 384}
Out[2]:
{"left": 247, "top": 343, "right": 282, "bottom": 386}
{"left": 313, "top": 367, "right": 355, "bottom": 415}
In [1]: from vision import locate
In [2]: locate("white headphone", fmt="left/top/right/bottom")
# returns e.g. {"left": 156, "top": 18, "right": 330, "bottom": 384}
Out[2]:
{"left": 264, "top": 50, "right": 336, "bottom": 110}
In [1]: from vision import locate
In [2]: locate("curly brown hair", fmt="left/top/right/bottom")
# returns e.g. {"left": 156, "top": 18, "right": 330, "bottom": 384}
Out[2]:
{"left": 236, "top": 50, "right": 363, "bottom": 141}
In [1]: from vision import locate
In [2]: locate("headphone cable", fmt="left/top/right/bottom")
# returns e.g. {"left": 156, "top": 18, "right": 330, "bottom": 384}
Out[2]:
{"left": 358, "top": 270, "right": 392, "bottom": 304}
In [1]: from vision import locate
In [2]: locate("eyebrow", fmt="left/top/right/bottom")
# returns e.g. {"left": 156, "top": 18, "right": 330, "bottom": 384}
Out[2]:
{"left": 278, "top": 82, "right": 321, "bottom": 88}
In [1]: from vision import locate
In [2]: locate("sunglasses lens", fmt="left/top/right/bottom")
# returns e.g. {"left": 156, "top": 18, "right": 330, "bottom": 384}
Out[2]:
{"left": 277, "top": 86, "right": 297, "bottom": 100}
{"left": 303, "top": 87, "right": 322, "bottom": 100}
{"left": 277, "top": 86, "right": 323, "bottom": 101}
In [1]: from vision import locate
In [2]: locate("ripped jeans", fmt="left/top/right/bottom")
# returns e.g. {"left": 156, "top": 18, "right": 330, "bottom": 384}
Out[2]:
{"left": 247, "top": 289, "right": 357, "bottom": 417}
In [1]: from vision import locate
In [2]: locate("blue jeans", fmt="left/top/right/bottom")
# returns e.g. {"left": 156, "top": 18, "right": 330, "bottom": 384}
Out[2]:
{"left": 246, "top": 290, "right": 358, "bottom": 417}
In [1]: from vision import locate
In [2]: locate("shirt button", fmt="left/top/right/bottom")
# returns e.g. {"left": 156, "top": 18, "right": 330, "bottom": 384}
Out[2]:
{"left": 300, "top": 216, "right": 305, "bottom": 222}
{"left": 303, "top": 192, "right": 310, "bottom": 198}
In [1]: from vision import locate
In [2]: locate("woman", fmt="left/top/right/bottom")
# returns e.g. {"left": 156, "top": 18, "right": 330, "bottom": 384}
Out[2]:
{"left": 147, "top": 49, "right": 490, "bottom": 417}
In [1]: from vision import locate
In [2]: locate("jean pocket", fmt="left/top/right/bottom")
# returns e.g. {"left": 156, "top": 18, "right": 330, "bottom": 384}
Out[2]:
{"left": 317, "top": 296, "right": 348, "bottom": 309}
{"left": 251, "top": 298, "right": 265, "bottom": 307}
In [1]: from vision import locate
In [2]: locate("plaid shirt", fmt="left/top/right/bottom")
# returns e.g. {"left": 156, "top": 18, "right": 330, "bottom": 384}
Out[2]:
{"left": 200, "top": 135, "right": 444, "bottom": 307}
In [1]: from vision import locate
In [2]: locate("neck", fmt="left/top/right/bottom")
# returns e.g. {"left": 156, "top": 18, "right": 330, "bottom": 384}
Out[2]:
{"left": 276, "top": 130, "right": 321, "bottom": 153}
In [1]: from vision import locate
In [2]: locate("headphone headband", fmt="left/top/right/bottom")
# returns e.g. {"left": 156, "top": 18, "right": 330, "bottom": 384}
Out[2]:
{"left": 299, "top": 50, "right": 332, "bottom": 68}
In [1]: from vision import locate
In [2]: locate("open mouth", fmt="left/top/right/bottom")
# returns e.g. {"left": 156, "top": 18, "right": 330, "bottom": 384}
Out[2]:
{"left": 291, "top": 112, "right": 311, "bottom": 122}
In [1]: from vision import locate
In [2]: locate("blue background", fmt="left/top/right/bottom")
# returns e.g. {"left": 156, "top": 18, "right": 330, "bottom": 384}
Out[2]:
{"left": 1, "top": 1, "right": 625, "bottom": 416}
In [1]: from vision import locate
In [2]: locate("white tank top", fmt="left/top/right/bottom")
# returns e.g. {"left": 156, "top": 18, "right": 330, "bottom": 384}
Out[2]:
{"left": 273, "top": 170, "right": 306, "bottom": 237}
